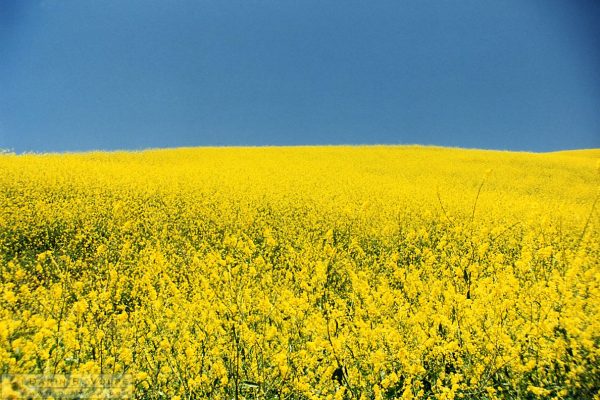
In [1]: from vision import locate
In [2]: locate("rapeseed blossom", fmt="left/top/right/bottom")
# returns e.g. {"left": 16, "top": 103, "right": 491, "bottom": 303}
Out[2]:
{"left": 0, "top": 146, "right": 598, "bottom": 399}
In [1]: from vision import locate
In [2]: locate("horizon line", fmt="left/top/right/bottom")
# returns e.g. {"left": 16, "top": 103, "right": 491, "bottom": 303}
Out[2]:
{"left": 2, "top": 143, "right": 599, "bottom": 156}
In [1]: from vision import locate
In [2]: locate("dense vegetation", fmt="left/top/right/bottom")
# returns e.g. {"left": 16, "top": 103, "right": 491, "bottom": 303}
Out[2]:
{"left": 1, "top": 146, "right": 598, "bottom": 399}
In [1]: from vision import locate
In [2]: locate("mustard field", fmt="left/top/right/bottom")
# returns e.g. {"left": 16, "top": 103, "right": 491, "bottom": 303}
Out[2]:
{"left": 0, "top": 145, "right": 598, "bottom": 399}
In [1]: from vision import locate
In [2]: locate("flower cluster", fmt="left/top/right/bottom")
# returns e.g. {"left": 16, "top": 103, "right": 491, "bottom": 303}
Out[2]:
{"left": 0, "top": 146, "right": 598, "bottom": 399}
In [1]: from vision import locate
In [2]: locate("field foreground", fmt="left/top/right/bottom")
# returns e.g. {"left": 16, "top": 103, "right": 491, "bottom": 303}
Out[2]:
{"left": 0, "top": 146, "right": 599, "bottom": 399}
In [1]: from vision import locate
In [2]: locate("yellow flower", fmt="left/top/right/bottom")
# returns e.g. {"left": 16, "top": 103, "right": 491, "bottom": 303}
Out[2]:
{"left": 528, "top": 385, "right": 551, "bottom": 397}
{"left": 120, "top": 347, "right": 133, "bottom": 363}
{"left": 159, "top": 339, "right": 171, "bottom": 351}
{"left": 3, "top": 290, "right": 16, "bottom": 304}
{"left": 72, "top": 299, "right": 88, "bottom": 315}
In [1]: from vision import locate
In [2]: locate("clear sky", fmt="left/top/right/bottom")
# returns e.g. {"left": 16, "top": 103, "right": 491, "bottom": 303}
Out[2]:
{"left": 1, "top": 0, "right": 599, "bottom": 153}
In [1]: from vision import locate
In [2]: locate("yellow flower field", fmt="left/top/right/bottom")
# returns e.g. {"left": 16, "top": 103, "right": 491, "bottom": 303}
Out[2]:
{"left": 0, "top": 145, "right": 598, "bottom": 399}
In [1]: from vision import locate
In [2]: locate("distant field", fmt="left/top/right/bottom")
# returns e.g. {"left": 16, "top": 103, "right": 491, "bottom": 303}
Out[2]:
{"left": 0, "top": 146, "right": 598, "bottom": 399}
{"left": 548, "top": 149, "right": 600, "bottom": 159}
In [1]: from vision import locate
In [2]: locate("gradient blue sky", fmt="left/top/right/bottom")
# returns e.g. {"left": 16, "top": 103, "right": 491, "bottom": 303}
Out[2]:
{"left": 1, "top": 0, "right": 599, "bottom": 153}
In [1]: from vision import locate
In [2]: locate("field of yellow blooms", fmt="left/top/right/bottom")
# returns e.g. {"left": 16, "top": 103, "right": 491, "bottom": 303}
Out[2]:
{"left": 0, "top": 146, "right": 598, "bottom": 399}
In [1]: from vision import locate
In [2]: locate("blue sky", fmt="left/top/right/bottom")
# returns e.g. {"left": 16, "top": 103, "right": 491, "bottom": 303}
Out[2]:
{"left": 1, "top": 0, "right": 599, "bottom": 153}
